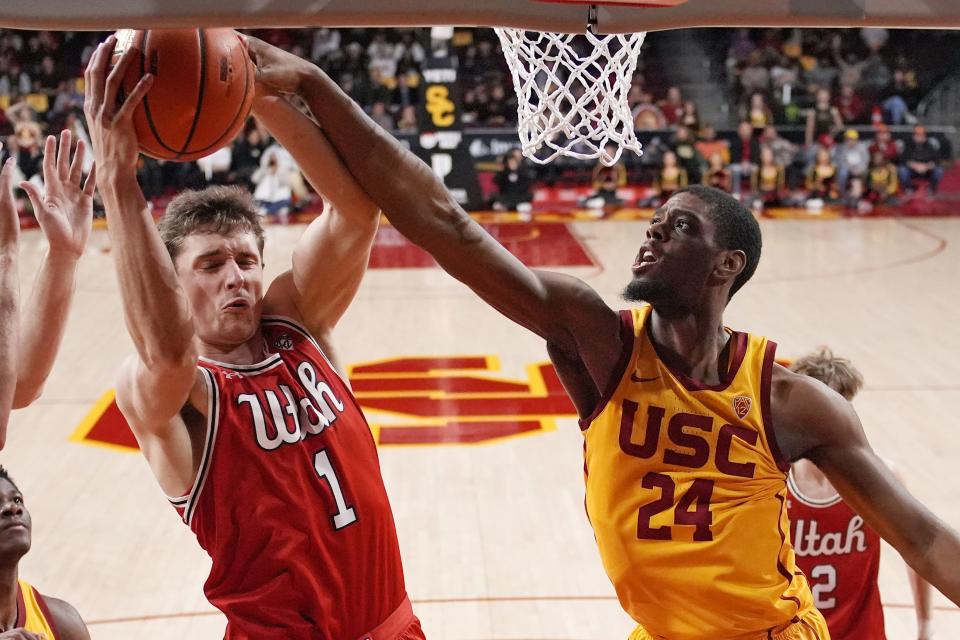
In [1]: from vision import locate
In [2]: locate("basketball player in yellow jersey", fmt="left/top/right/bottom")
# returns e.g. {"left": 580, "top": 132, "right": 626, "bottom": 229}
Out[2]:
{"left": 249, "top": 39, "right": 960, "bottom": 639}
{"left": 0, "top": 467, "right": 89, "bottom": 639}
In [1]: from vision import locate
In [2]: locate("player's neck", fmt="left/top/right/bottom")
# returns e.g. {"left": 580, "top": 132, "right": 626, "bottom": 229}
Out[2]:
{"left": 199, "top": 330, "right": 269, "bottom": 366}
{"left": 791, "top": 458, "right": 835, "bottom": 498}
{"left": 0, "top": 562, "right": 18, "bottom": 631}
{"left": 648, "top": 308, "right": 731, "bottom": 385}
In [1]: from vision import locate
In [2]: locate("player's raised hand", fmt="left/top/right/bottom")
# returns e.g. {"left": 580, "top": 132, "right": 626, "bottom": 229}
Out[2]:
{"left": 83, "top": 34, "right": 153, "bottom": 175}
{"left": 0, "top": 146, "right": 19, "bottom": 254}
{"left": 245, "top": 35, "right": 315, "bottom": 97}
{"left": 19, "top": 130, "right": 95, "bottom": 260}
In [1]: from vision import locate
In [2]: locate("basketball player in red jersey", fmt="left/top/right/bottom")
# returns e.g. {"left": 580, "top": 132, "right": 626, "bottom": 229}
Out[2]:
{"left": 0, "top": 466, "right": 89, "bottom": 639}
{"left": 83, "top": 37, "right": 423, "bottom": 639}
{"left": 249, "top": 38, "right": 960, "bottom": 637}
{"left": 0, "top": 130, "right": 97, "bottom": 448}
{"left": 787, "top": 348, "right": 932, "bottom": 640}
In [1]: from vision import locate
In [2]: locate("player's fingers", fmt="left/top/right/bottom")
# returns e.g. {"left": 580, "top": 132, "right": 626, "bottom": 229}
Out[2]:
{"left": 57, "top": 128, "right": 72, "bottom": 180}
{"left": 19, "top": 181, "right": 43, "bottom": 215}
{"left": 82, "top": 162, "right": 97, "bottom": 196}
{"left": 114, "top": 73, "right": 153, "bottom": 123}
{"left": 69, "top": 138, "right": 86, "bottom": 185}
{"left": 84, "top": 36, "right": 115, "bottom": 115}
{"left": 0, "top": 157, "right": 15, "bottom": 195}
{"left": 103, "top": 43, "right": 139, "bottom": 120}
{"left": 41, "top": 134, "right": 56, "bottom": 186}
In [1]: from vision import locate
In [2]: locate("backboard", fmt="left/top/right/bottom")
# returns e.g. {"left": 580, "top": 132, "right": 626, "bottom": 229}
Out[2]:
{"left": 3, "top": 0, "right": 960, "bottom": 32}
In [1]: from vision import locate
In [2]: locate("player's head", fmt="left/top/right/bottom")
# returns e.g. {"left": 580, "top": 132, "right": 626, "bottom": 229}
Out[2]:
{"left": 790, "top": 347, "right": 864, "bottom": 401}
{"left": 0, "top": 466, "right": 31, "bottom": 563}
{"left": 159, "top": 186, "right": 266, "bottom": 347}
{"left": 623, "top": 185, "right": 761, "bottom": 311}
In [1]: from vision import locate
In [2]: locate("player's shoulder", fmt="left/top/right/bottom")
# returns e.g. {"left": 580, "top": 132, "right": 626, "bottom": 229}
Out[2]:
{"left": 42, "top": 595, "right": 90, "bottom": 640}
{"left": 769, "top": 363, "right": 863, "bottom": 459}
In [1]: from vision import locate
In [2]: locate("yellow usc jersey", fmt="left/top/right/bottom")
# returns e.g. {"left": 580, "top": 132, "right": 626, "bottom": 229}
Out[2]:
{"left": 582, "top": 306, "right": 816, "bottom": 640}
{"left": 16, "top": 579, "right": 58, "bottom": 638}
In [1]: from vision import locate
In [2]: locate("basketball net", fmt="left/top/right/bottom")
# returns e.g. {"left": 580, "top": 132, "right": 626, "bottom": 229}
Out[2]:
{"left": 494, "top": 25, "right": 646, "bottom": 166}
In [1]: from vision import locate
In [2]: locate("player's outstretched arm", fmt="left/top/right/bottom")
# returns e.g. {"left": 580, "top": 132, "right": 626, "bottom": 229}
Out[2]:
{"left": 0, "top": 153, "right": 20, "bottom": 448}
{"left": 247, "top": 38, "right": 624, "bottom": 403}
{"left": 252, "top": 91, "right": 380, "bottom": 346}
{"left": 12, "top": 130, "right": 95, "bottom": 409}
{"left": 772, "top": 367, "right": 960, "bottom": 606}
{"left": 84, "top": 36, "right": 202, "bottom": 491}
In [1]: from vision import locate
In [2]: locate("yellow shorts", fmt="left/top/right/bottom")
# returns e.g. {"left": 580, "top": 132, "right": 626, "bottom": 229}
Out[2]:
{"left": 628, "top": 608, "right": 830, "bottom": 640}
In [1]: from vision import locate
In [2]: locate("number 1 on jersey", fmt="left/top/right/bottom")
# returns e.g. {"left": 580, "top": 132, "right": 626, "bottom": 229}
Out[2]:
{"left": 314, "top": 450, "right": 358, "bottom": 530}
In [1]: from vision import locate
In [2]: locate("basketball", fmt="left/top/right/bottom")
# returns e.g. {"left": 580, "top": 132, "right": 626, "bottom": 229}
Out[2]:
{"left": 112, "top": 28, "right": 255, "bottom": 162}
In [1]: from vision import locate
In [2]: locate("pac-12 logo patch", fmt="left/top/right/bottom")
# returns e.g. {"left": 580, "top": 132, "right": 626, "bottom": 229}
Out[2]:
{"left": 733, "top": 395, "right": 752, "bottom": 419}
{"left": 275, "top": 333, "right": 294, "bottom": 350}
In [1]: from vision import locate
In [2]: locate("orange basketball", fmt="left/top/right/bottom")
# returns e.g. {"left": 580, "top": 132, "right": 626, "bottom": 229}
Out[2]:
{"left": 113, "top": 29, "right": 255, "bottom": 162}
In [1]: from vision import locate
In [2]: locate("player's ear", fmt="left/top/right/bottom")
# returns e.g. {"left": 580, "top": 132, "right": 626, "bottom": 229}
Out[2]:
{"left": 714, "top": 249, "right": 746, "bottom": 283}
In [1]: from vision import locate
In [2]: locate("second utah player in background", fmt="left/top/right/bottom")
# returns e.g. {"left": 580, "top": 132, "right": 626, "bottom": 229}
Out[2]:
{"left": 788, "top": 348, "right": 932, "bottom": 640}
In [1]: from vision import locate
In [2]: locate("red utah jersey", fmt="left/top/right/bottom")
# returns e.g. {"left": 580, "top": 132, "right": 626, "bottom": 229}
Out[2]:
{"left": 786, "top": 471, "right": 885, "bottom": 640}
{"left": 171, "top": 316, "right": 411, "bottom": 639}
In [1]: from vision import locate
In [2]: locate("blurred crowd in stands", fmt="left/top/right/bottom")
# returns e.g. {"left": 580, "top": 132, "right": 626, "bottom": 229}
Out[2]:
{"left": 0, "top": 26, "right": 956, "bottom": 219}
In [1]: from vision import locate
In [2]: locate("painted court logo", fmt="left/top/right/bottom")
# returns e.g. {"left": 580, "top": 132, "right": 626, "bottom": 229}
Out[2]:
{"left": 733, "top": 395, "right": 752, "bottom": 419}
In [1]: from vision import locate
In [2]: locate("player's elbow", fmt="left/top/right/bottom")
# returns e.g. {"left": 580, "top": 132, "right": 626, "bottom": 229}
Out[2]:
{"left": 139, "top": 341, "right": 199, "bottom": 375}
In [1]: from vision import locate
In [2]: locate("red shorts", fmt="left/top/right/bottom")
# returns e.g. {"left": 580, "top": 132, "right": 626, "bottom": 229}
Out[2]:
{"left": 356, "top": 596, "right": 425, "bottom": 640}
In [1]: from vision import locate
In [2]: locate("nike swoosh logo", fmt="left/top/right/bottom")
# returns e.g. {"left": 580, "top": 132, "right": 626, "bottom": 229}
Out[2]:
{"left": 630, "top": 373, "right": 660, "bottom": 383}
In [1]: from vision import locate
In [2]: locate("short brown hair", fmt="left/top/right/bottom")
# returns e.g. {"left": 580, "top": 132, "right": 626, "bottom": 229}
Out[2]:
{"left": 790, "top": 346, "right": 864, "bottom": 401}
{"left": 158, "top": 186, "right": 265, "bottom": 261}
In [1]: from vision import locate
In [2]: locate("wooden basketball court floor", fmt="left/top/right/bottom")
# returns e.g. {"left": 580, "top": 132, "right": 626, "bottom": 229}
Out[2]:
{"left": 3, "top": 214, "right": 959, "bottom": 639}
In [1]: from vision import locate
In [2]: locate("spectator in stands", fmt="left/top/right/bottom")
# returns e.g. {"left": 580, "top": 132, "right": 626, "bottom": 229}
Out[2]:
{"left": 834, "top": 129, "right": 870, "bottom": 195}
{"left": 866, "top": 149, "right": 899, "bottom": 204}
{"left": 369, "top": 100, "right": 395, "bottom": 130}
{"left": 0, "top": 59, "right": 31, "bottom": 97}
{"left": 671, "top": 125, "right": 705, "bottom": 185}
{"left": 730, "top": 120, "right": 761, "bottom": 197}
{"left": 807, "top": 145, "right": 839, "bottom": 201}
{"left": 632, "top": 89, "right": 666, "bottom": 130}
{"left": 742, "top": 92, "right": 774, "bottom": 133}
{"left": 311, "top": 27, "right": 341, "bottom": 65}
{"left": 649, "top": 150, "right": 687, "bottom": 206}
{"left": 680, "top": 100, "right": 700, "bottom": 132}
{"left": 801, "top": 55, "right": 839, "bottom": 96}
{"left": 752, "top": 145, "right": 786, "bottom": 207}
{"left": 480, "top": 84, "right": 515, "bottom": 126}
{"left": 835, "top": 83, "right": 865, "bottom": 124}
{"left": 367, "top": 31, "right": 397, "bottom": 85}
{"left": 394, "top": 31, "right": 426, "bottom": 68}
{"left": 396, "top": 105, "right": 418, "bottom": 133}
{"left": 228, "top": 125, "right": 268, "bottom": 190}
{"left": 805, "top": 88, "right": 843, "bottom": 147}
{"left": 33, "top": 54, "right": 60, "bottom": 96}
{"left": 492, "top": 150, "right": 535, "bottom": 212}
{"left": 869, "top": 124, "right": 900, "bottom": 162}
{"left": 739, "top": 51, "right": 771, "bottom": 95}
{"left": 658, "top": 86, "right": 685, "bottom": 127}
{"left": 899, "top": 124, "right": 943, "bottom": 194}
{"left": 581, "top": 144, "right": 625, "bottom": 206}
{"left": 252, "top": 150, "right": 294, "bottom": 224}
{"left": 704, "top": 152, "right": 732, "bottom": 192}
{"left": 695, "top": 127, "right": 730, "bottom": 166}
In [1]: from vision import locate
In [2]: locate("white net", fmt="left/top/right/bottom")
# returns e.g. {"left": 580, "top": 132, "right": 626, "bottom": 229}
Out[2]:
{"left": 494, "top": 27, "right": 646, "bottom": 166}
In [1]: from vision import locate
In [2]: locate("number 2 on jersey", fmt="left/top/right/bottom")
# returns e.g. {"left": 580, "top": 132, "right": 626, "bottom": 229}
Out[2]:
{"left": 314, "top": 449, "right": 358, "bottom": 530}
{"left": 636, "top": 472, "right": 714, "bottom": 541}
